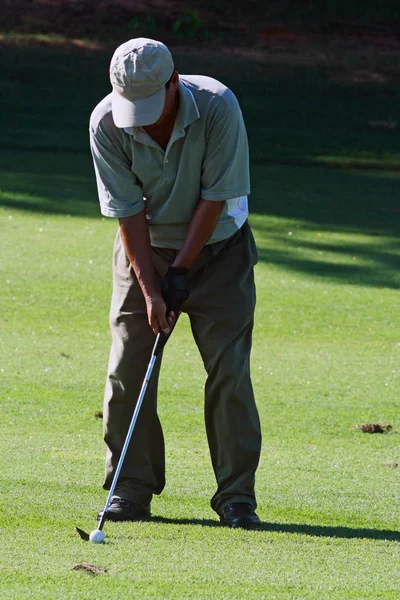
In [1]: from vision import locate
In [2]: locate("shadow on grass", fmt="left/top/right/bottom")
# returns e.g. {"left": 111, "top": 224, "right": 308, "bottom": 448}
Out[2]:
{"left": 249, "top": 164, "right": 400, "bottom": 289}
{"left": 0, "top": 151, "right": 100, "bottom": 218}
{"left": 250, "top": 165, "right": 400, "bottom": 238}
{"left": 257, "top": 240, "right": 400, "bottom": 290}
{"left": 1, "top": 42, "right": 399, "bottom": 288}
{"left": 2, "top": 44, "right": 400, "bottom": 164}
{"left": 1, "top": 154, "right": 400, "bottom": 289}
{"left": 151, "top": 515, "right": 400, "bottom": 541}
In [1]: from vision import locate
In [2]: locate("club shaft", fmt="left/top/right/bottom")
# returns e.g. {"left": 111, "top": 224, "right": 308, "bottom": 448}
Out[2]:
{"left": 98, "top": 332, "right": 163, "bottom": 531}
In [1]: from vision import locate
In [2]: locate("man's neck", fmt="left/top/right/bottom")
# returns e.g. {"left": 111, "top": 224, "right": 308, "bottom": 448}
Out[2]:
{"left": 143, "top": 92, "right": 180, "bottom": 147}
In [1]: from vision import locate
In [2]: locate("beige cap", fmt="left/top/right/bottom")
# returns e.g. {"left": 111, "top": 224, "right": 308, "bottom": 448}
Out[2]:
{"left": 110, "top": 38, "right": 174, "bottom": 128}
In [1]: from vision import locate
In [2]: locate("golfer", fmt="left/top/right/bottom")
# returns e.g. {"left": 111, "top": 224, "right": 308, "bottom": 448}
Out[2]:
{"left": 89, "top": 38, "right": 262, "bottom": 528}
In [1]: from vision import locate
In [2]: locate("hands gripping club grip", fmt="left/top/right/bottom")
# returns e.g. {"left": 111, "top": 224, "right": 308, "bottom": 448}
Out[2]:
{"left": 161, "top": 267, "right": 189, "bottom": 314}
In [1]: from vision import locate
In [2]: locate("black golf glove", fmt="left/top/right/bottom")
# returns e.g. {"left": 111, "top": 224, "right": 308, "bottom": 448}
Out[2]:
{"left": 161, "top": 267, "right": 190, "bottom": 314}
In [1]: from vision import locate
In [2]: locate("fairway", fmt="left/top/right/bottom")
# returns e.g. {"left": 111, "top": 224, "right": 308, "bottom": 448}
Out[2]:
{"left": 1, "top": 39, "right": 400, "bottom": 599}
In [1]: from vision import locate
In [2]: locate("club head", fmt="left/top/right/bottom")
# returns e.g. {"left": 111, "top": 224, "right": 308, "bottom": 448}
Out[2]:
{"left": 75, "top": 526, "right": 90, "bottom": 541}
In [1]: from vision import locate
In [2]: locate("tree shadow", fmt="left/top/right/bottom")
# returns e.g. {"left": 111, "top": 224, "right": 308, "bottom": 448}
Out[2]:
{"left": 256, "top": 238, "right": 400, "bottom": 290}
{"left": 2, "top": 156, "right": 400, "bottom": 290}
{"left": 1, "top": 45, "right": 400, "bottom": 289}
{"left": 249, "top": 164, "right": 400, "bottom": 288}
{"left": 0, "top": 151, "right": 100, "bottom": 218}
{"left": 250, "top": 165, "right": 400, "bottom": 238}
{"left": 151, "top": 515, "right": 400, "bottom": 541}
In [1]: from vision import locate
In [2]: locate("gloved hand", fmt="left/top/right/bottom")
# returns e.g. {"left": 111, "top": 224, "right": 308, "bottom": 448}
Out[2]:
{"left": 161, "top": 267, "right": 190, "bottom": 314}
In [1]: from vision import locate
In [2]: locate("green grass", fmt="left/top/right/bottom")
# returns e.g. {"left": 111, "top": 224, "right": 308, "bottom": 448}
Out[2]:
{"left": 1, "top": 44, "right": 399, "bottom": 167}
{"left": 1, "top": 43, "right": 400, "bottom": 598}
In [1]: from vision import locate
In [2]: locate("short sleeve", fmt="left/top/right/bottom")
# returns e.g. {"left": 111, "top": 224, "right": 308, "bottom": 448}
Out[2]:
{"left": 89, "top": 122, "right": 145, "bottom": 218}
{"left": 201, "top": 93, "right": 250, "bottom": 201}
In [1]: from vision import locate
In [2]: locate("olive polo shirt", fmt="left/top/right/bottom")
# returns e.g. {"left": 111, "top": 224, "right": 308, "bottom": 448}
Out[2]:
{"left": 89, "top": 75, "right": 250, "bottom": 249}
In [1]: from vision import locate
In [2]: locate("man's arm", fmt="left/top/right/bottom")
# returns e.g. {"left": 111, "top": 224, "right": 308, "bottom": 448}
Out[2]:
{"left": 118, "top": 211, "right": 173, "bottom": 334}
{"left": 172, "top": 198, "right": 225, "bottom": 269}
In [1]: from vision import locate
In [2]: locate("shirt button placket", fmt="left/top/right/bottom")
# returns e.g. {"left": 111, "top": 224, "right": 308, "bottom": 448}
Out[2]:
{"left": 164, "top": 154, "right": 169, "bottom": 180}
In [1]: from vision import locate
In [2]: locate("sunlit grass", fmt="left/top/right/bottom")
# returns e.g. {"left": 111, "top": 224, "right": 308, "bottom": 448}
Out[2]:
{"left": 2, "top": 168, "right": 400, "bottom": 597}
{"left": 0, "top": 32, "right": 103, "bottom": 50}
{"left": 1, "top": 41, "right": 400, "bottom": 600}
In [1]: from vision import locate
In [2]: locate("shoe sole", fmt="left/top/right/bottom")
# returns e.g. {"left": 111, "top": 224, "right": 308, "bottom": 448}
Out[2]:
{"left": 97, "top": 510, "right": 151, "bottom": 522}
{"left": 219, "top": 517, "right": 261, "bottom": 529}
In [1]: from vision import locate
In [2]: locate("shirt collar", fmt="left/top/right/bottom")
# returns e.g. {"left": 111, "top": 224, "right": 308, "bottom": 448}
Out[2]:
{"left": 176, "top": 79, "right": 200, "bottom": 129}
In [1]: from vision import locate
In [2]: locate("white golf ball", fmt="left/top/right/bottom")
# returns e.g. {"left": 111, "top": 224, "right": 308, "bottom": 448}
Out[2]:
{"left": 89, "top": 529, "right": 105, "bottom": 544}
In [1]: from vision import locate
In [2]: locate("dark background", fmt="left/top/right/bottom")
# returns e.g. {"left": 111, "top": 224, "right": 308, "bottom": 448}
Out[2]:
{"left": 2, "top": 0, "right": 400, "bottom": 48}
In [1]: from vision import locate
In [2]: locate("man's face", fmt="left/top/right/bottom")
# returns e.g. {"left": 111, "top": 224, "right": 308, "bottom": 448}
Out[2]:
{"left": 149, "top": 72, "right": 179, "bottom": 127}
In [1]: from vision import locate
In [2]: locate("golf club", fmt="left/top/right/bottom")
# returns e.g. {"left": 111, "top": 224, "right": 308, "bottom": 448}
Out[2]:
{"left": 76, "top": 329, "right": 166, "bottom": 542}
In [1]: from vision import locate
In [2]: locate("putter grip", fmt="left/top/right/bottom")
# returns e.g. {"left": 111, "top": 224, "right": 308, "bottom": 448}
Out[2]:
{"left": 153, "top": 331, "right": 167, "bottom": 356}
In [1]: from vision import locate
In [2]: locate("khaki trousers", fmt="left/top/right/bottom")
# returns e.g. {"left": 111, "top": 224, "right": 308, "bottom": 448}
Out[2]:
{"left": 103, "top": 222, "right": 262, "bottom": 515}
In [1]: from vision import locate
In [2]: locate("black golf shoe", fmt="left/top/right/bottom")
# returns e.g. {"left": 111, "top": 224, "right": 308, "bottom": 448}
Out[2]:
{"left": 97, "top": 498, "right": 151, "bottom": 522}
{"left": 220, "top": 502, "right": 260, "bottom": 529}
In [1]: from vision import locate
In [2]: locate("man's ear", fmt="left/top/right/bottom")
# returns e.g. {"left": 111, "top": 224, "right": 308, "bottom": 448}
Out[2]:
{"left": 171, "top": 71, "right": 179, "bottom": 88}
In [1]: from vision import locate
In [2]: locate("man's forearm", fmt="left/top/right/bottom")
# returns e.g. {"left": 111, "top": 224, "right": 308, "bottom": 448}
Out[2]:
{"left": 118, "top": 211, "right": 158, "bottom": 297}
{"left": 172, "top": 198, "right": 225, "bottom": 270}
{"left": 119, "top": 211, "right": 175, "bottom": 334}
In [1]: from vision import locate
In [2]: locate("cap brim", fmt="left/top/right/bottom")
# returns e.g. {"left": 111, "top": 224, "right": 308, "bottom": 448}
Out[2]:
{"left": 111, "top": 86, "right": 166, "bottom": 128}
